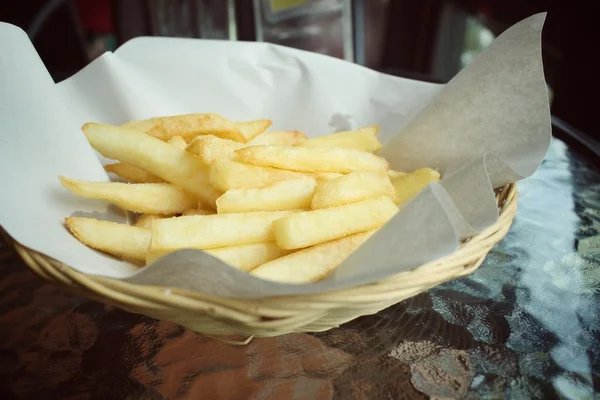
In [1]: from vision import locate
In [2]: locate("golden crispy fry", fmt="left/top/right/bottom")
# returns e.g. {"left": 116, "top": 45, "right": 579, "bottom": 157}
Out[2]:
{"left": 216, "top": 177, "right": 316, "bottom": 214}
{"left": 166, "top": 135, "right": 187, "bottom": 149}
{"left": 311, "top": 170, "right": 395, "bottom": 209}
{"left": 135, "top": 214, "right": 169, "bottom": 229}
{"left": 182, "top": 208, "right": 213, "bottom": 216}
{"left": 146, "top": 242, "right": 285, "bottom": 271}
{"left": 387, "top": 170, "right": 407, "bottom": 181}
{"left": 66, "top": 217, "right": 150, "bottom": 261}
{"left": 236, "top": 145, "right": 388, "bottom": 173}
{"left": 104, "top": 163, "right": 164, "bottom": 183}
{"left": 300, "top": 125, "right": 381, "bottom": 152}
{"left": 248, "top": 130, "right": 307, "bottom": 146}
{"left": 234, "top": 119, "right": 272, "bottom": 141}
{"left": 59, "top": 176, "right": 198, "bottom": 214}
{"left": 186, "top": 135, "right": 245, "bottom": 164}
{"left": 83, "top": 123, "right": 221, "bottom": 207}
{"left": 273, "top": 196, "right": 398, "bottom": 249}
{"left": 251, "top": 230, "right": 375, "bottom": 283}
{"left": 150, "top": 210, "right": 296, "bottom": 251}
{"left": 209, "top": 158, "right": 311, "bottom": 191}
{"left": 121, "top": 113, "right": 246, "bottom": 142}
{"left": 392, "top": 168, "right": 441, "bottom": 207}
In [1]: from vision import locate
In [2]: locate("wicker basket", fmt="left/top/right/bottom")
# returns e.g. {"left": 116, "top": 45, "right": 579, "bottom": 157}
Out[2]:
{"left": 4, "top": 184, "right": 517, "bottom": 343}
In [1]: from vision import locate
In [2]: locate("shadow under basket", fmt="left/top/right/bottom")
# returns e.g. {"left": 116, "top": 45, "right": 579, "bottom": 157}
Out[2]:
{"left": 4, "top": 184, "right": 517, "bottom": 344}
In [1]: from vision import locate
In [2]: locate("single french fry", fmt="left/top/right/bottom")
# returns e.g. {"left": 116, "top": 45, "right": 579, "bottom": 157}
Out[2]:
{"left": 167, "top": 135, "right": 187, "bottom": 149}
{"left": 251, "top": 230, "right": 376, "bottom": 283}
{"left": 387, "top": 170, "right": 407, "bottom": 181}
{"left": 65, "top": 217, "right": 151, "bottom": 261}
{"left": 104, "top": 163, "right": 164, "bottom": 183}
{"left": 392, "top": 167, "right": 441, "bottom": 207}
{"left": 248, "top": 130, "right": 307, "bottom": 146}
{"left": 59, "top": 176, "right": 198, "bottom": 214}
{"left": 186, "top": 135, "right": 245, "bottom": 164}
{"left": 83, "top": 123, "right": 222, "bottom": 207}
{"left": 121, "top": 113, "right": 246, "bottom": 142}
{"left": 236, "top": 145, "right": 388, "bottom": 173}
{"left": 135, "top": 214, "right": 169, "bottom": 229}
{"left": 311, "top": 170, "right": 395, "bottom": 209}
{"left": 182, "top": 208, "right": 213, "bottom": 216}
{"left": 209, "top": 158, "right": 311, "bottom": 191}
{"left": 300, "top": 125, "right": 382, "bottom": 152}
{"left": 273, "top": 196, "right": 398, "bottom": 249}
{"left": 235, "top": 119, "right": 272, "bottom": 141}
{"left": 216, "top": 177, "right": 316, "bottom": 214}
{"left": 150, "top": 210, "right": 296, "bottom": 251}
{"left": 146, "top": 242, "right": 285, "bottom": 271}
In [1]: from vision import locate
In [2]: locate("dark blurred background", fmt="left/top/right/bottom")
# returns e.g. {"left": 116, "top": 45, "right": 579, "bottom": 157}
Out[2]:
{"left": 1, "top": 0, "right": 599, "bottom": 159}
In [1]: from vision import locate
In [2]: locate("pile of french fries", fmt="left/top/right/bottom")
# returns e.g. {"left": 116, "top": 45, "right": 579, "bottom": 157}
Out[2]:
{"left": 60, "top": 113, "right": 440, "bottom": 283}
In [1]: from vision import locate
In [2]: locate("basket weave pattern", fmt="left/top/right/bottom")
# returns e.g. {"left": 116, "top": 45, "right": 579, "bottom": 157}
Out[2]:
{"left": 6, "top": 184, "right": 517, "bottom": 340}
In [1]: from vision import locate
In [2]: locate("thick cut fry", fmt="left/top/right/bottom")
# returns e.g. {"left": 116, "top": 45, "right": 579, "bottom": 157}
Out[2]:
{"left": 66, "top": 217, "right": 150, "bottom": 261}
{"left": 300, "top": 125, "right": 381, "bottom": 152}
{"left": 311, "top": 170, "right": 395, "bottom": 209}
{"left": 121, "top": 113, "right": 246, "bottom": 142}
{"left": 146, "top": 242, "right": 285, "bottom": 271}
{"left": 209, "top": 159, "right": 311, "bottom": 191}
{"left": 104, "top": 163, "right": 164, "bottom": 183}
{"left": 167, "top": 135, "right": 187, "bottom": 149}
{"left": 186, "top": 135, "right": 245, "bottom": 164}
{"left": 387, "top": 170, "right": 407, "bottom": 181}
{"left": 83, "top": 123, "right": 221, "bottom": 207}
{"left": 236, "top": 145, "right": 388, "bottom": 173}
{"left": 234, "top": 119, "right": 272, "bottom": 141}
{"left": 135, "top": 214, "right": 168, "bottom": 229}
{"left": 248, "top": 130, "right": 307, "bottom": 146}
{"left": 151, "top": 210, "right": 296, "bottom": 251}
{"left": 273, "top": 196, "right": 398, "bottom": 249}
{"left": 392, "top": 168, "right": 441, "bottom": 207}
{"left": 59, "top": 176, "right": 198, "bottom": 214}
{"left": 216, "top": 177, "right": 316, "bottom": 214}
{"left": 182, "top": 208, "right": 213, "bottom": 216}
{"left": 251, "top": 230, "right": 375, "bottom": 283}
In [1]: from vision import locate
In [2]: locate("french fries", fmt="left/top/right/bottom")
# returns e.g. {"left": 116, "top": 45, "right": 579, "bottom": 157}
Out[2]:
{"left": 273, "top": 197, "right": 398, "bottom": 250}
{"left": 391, "top": 167, "right": 440, "bottom": 207}
{"left": 104, "top": 163, "right": 164, "bottom": 183}
{"left": 235, "top": 119, "right": 272, "bottom": 141}
{"left": 121, "top": 113, "right": 245, "bottom": 142}
{"left": 147, "top": 242, "right": 285, "bottom": 271}
{"left": 59, "top": 176, "right": 197, "bottom": 214}
{"left": 216, "top": 177, "right": 316, "bottom": 214}
{"left": 181, "top": 208, "right": 213, "bottom": 216}
{"left": 209, "top": 158, "right": 310, "bottom": 191}
{"left": 62, "top": 113, "right": 440, "bottom": 284}
{"left": 186, "top": 135, "right": 245, "bottom": 164}
{"left": 65, "top": 217, "right": 151, "bottom": 262}
{"left": 167, "top": 135, "right": 187, "bottom": 149}
{"left": 311, "top": 170, "right": 395, "bottom": 209}
{"left": 251, "top": 230, "right": 375, "bottom": 283}
{"left": 83, "top": 123, "right": 221, "bottom": 207}
{"left": 248, "top": 130, "right": 306, "bottom": 146}
{"left": 135, "top": 214, "right": 168, "bottom": 229}
{"left": 236, "top": 145, "right": 388, "bottom": 173}
{"left": 150, "top": 210, "right": 297, "bottom": 251}
{"left": 300, "top": 125, "right": 381, "bottom": 153}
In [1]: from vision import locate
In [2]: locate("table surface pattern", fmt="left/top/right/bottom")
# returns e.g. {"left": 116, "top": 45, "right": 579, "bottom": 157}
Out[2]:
{"left": 1, "top": 138, "right": 599, "bottom": 399}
